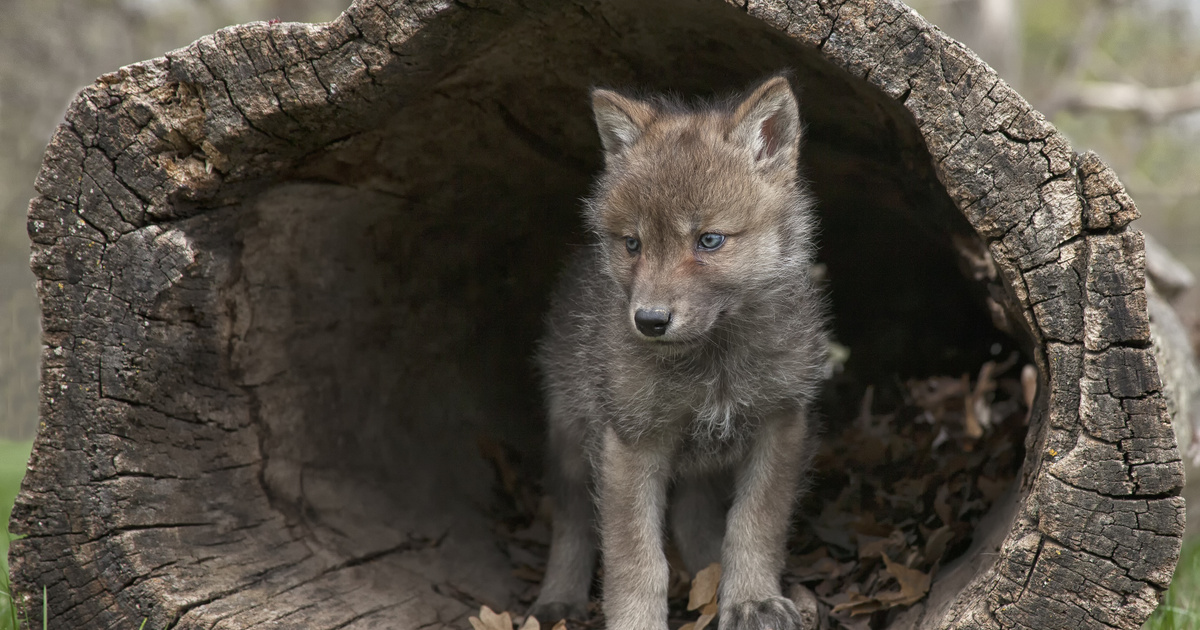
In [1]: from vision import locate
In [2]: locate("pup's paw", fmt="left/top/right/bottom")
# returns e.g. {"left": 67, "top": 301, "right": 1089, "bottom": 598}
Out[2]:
{"left": 527, "top": 600, "right": 588, "bottom": 624}
{"left": 721, "top": 596, "right": 805, "bottom": 630}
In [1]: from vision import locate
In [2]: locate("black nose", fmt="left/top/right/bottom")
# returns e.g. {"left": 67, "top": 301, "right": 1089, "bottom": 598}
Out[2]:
{"left": 634, "top": 308, "right": 672, "bottom": 337}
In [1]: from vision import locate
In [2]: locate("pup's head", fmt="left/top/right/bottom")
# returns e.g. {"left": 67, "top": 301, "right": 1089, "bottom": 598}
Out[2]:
{"left": 585, "top": 76, "right": 813, "bottom": 348}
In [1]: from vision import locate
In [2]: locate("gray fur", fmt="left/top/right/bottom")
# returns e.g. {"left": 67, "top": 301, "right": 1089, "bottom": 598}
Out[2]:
{"left": 531, "top": 76, "right": 828, "bottom": 630}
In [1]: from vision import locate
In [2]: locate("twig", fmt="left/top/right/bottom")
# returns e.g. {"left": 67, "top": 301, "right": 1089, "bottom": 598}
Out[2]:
{"left": 1056, "top": 80, "right": 1200, "bottom": 122}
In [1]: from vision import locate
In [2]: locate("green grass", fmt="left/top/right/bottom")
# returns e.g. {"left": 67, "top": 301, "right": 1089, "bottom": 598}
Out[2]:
{"left": 1, "top": 439, "right": 32, "bottom": 630}
{"left": 1145, "top": 535, "right": 1200, "bottom": 630}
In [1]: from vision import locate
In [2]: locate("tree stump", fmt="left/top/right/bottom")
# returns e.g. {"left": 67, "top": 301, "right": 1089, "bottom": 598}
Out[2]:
{"left": 10, "top": 0, "right": 1185, "bottom": 628}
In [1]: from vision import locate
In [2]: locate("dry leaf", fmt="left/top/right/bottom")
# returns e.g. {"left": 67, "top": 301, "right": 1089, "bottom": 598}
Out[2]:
{"left": 962, "top": 385, "right": 984, "bottom": 442}
{"left": 821, "top": 590, "right": 852, "bottom": 608}
{"left": 791, "top": 555, "right": 847, "bottom": 582}
{"left": 497, "top": 358, "right": 1031, "bottom": 630}
{"left": 1021, "top": 364, "right": 1037, "bottom": 407}
{"left": 882, "top": 554, "right": 931, "bottom": 606}
{"left": 934, "top": 483, "right": 954, "bottom": 526}
{"left": 788, "top": 546, "right": 832, "bottom": 582}
{"left": 830, "top": 592, "right": 885, "bottom": 616}
{"left": 851, "top": 512, "right": 893, "bottom": 537}
{"left": 891, "top": 476, "right": 931, "bottom": 502}
{"left": 784, "top": 362, "right": 1027, "bottom": 628}
{"left": 550, "top": 621, "right": 566, "bottom": 630}
{"left": 975, "top": 361, "right": 997, "bottom": 399}
{"left": 687, "top": 563, "right": 721, "bottom": 611}
{"left": 908, "top": 375, "right": 969, "bottom": 414}
{"left": 964, "top": 360, "right": 1000, "bottom": 440}
{"left": 858, "top": 529, "right": 906, "bottom": 560}
{"left": 810, "top": 508, "right": 857, "bottom": 551}
{"left": 828, "top": 556, "right": 931, "bottom": 617}
{"left": 930, "top": 426, "right": 950, "bottom": 449}
{"left": 469, "top": 606, "right": 512, "bottom": 630}
{"left": 831, "top": 611, "right": 875, "bottom": 630}
{"left": 790, "top": 546, "right": 829, "bottom": 566}
{"left": 518, "top": 616, "right": 539, "bottom": 630}
{"left": 853, "top": 385, "right": 875, "bottom": 426}
{"left": 1021, "top": 364, "right": 1037, "bottom": 424}
{"left": 923, "top": 525, "right": 955, "bottom": 564}
{"left": 963, "top": 395, "right": 986, "bottom": 440}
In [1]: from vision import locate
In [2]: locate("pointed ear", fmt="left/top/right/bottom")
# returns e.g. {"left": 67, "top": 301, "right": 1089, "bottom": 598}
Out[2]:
{"left": 591, "top": 89, "right": 657, "bottom": 157}
{"left": 728, "top": 76, "right": 801, "bottom": 170}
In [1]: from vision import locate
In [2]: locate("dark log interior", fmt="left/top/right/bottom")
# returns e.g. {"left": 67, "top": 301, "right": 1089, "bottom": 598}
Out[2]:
{"left": 230, "top": 0, "right": 1018, "bottom": 611}
{"left": 11, "top": 1, "right": 1181, "bottom": 629}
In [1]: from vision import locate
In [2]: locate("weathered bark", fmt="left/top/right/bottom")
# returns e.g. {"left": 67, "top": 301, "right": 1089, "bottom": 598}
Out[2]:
{"left": 10, "top": 1, "right": 1184, "bottom": 629}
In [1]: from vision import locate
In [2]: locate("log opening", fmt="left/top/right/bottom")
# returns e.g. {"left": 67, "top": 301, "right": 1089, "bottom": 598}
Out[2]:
{"left": 11, "top": 1, "right": 1182, "bottom": 629}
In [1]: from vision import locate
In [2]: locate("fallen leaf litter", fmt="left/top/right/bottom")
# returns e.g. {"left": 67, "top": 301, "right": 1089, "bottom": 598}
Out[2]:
{"left": 482, "top": 355, "right": 1032, "bottom": 629}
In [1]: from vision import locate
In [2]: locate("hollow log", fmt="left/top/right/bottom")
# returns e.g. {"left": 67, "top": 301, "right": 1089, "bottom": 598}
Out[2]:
{"left": 9, "top": 0, "right": 1185, "bottom": 629}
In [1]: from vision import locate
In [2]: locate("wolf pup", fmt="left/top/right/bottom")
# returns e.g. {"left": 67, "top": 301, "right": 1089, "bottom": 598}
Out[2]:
{"left": 531, "top": 75, "right": 828, "bottom": 630}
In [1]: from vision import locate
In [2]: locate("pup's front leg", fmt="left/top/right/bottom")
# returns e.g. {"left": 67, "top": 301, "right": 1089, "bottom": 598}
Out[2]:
{"left": 597, "top": 426, "right": 673, "bottom": 630}
{"left": 720, "top": 413, "right": 812, "bottom": 630}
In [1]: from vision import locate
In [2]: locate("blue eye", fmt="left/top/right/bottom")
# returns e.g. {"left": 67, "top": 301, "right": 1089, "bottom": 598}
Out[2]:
{"left": 697, "top": 233, "right": 725, "bottom": 251}
{"left": 625, "top": 236, "right": 641, "bottom": 254}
